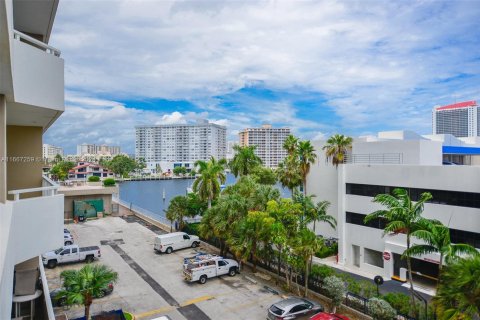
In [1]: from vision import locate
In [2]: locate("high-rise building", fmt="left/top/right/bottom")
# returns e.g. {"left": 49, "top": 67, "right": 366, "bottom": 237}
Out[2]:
{"left": 239, "top": 124, "right": 290, "bottom": 168}
{"left": 135, "top": 120, "right": 227, "bottom": 173}
{"left": 432, "top": 100, "right": 479, "bottom": 137}
{"left": 0, "top": 1, "right": 65, "bottom": 318}
{"left": 43, "top": 144, "right": 64, "bottom": 159}
{"left": 76, "top": 143, "right": 121, "bottom": 156}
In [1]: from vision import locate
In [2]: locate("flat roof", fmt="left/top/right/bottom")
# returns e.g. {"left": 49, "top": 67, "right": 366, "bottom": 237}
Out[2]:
{"left": 436, "top": 100, "right": 477, "bottom": 111}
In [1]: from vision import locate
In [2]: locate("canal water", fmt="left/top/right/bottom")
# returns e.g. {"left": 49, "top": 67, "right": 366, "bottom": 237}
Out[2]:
{"left": 118, "top": 173, "right": 290, "bottom": 220}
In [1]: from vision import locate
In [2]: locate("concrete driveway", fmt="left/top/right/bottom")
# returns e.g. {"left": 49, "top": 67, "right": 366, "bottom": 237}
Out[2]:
{"left": 46, "top": 216, "right": 284, "bottom": 320}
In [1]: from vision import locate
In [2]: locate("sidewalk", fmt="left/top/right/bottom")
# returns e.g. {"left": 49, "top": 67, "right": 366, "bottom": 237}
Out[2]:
{"left": 312, "top": 256, "right": 434, "bottom": 301}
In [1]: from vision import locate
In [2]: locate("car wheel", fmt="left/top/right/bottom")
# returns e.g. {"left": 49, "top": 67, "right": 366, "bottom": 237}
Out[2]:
{"left": 228, "top": 267, "right": 236, "bottom": 277}
{"left": 85, "top": 255, "right": 94, "bottom": 263}
{"left": 65, "top": 241, "right": 73, "bottom": 246}
{"left": 199, "top": 275, "right": 207, "bottom": 284}
{"left": 166, "top": 247, "right": 173, "bottom": 254}
{"left": 47, "top": 260, "right": 57, "bottom": 268}
{"left": 97, "top": 290, "right": 106, "bottom": 298}
{"left": 191, "top": 242, "right": 198, "bottom": 248}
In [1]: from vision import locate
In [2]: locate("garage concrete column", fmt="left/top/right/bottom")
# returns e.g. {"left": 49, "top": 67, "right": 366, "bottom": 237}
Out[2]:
{"left": 0, "top": 95, "right": 6, "bottom": 203}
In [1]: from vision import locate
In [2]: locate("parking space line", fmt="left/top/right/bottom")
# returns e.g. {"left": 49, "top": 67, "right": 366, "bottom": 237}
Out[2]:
{"left": 135, "top": 306, "right": 175, "bottom": 319}
{"left": 179, "top": 295, "right": 214, "bottom": 307}
{"left": 225, "top": 294, "right": 278, "bottom": 313}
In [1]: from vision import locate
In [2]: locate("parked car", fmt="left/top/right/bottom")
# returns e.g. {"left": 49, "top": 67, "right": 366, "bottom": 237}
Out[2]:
{"left": 42, "top": 245, "right": 101, "bottom": 268}
{"left": 267, "top": 297, "right": 323, "bottom": 320}
{"left": 50, "top": 282, "right": 114, "bottom": 307}
{"left": 64, "top": 233, "right": 74, "bottom": 246}
{"left": 310, "top": 313, "right": 350, "bottom": 320}
{"left": 64, "top": 228, "right": 70, "bottom": 234}
{"left": 153, "top": 232, "right": 200, "bottom": 254}
{"left": 183, "top": 254, "right": 238, "bottom": 284}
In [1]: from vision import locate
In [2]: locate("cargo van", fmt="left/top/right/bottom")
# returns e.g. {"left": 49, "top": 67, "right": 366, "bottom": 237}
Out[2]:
{"left": 154, "top": 232, "right": 200, "bottom": 254}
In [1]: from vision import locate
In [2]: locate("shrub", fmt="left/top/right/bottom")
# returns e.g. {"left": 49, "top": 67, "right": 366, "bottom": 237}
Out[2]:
{"left": 359, "top": 280, "right": 377, "bottom": 298}
{"left": 88, "top": 176, "right": 100, "bottom": 182}
{"left": 309, "top": 264, "right": 335, "bottom": 280}
{"left": 182, "top": 222, "right": 200, "bottom": 236}
{"left": 103, "top": 178, "right": 116, "bottom": 186}
{"left": 382, "top": 292, "right": 410, "bottom": 314}
{"left": 368, "top": 298, "right": 396, "bottom": 320}
{"left": 322, "top": 276, "right": 346, "bottom": 313}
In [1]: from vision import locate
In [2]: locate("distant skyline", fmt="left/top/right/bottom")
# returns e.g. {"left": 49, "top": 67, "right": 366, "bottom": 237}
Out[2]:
{"left": 43, "top": 1, "right": 480, "bottom": 154}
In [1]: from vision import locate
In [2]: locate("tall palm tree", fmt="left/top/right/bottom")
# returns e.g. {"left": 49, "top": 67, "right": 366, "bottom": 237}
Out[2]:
{"left": 292, "top": 228, "right": 323, "bottom": 297}
{"left": 276, "top": 157, "right": 302, "bottom": 198}
{"left": 283, "top": 134, "right": 299, "bottom": 156}
{"left": 56, "top": 264, "right": 118, "bottom": 320}
{"left": 193, "top": 157, "right": 227, "bottom": 208}
{"left": 405, "top": 222, "right": 479, "bottom": 273}
{"left": 307, "top": 200, "right": 336, "bottom": 234}
{"left": 364, "top": 188, "right": 433, "bottom": 312}
{"left": 434, "top": 255, "right": 480, "bottom": 319}
{"left": 229, "top": 145, "right": 262, "bottom": 177}
{"left": 297, "top": 140, "right": 317, "bottom": 196}
{"left": 322, "top": 134, "right": 353, "bottom": 168}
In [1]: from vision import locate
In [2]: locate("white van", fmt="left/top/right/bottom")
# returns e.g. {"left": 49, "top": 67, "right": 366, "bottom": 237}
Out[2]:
{"left": 154, "top": 232, "right": 200, "bottom": 254}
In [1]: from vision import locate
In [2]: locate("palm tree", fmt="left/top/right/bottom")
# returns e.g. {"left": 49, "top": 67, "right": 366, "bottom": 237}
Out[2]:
{"left": 229, "top": 145, "right": 262, "bottom": 177}
{"left": 364, "top": 188, "right": 433, "bottom": 312}
{"left": 56, "top": 264, "right": 118, "bottom": 320}
{"left": 193, "top": 157, "right": 227, "bottom": 208}
{"left": 165, "top": 195, "right": 189, "bottom": 230}
{"left": 276, "top": 157, "right": 302, "bottom": 198}
{"left": 292, "top": 228, "right": 323, "bottom": 297}
{"left": 434, "top": 255, "right": 480, "bottom": 319}
{"left": 307, "top": 200, "right": 336, "bottom": 234}
{"left": 405, "top": 222, "right": 479, "bottom": 273}
{"left": 297, "top": 140, "right": 317, "bottom": 195}
{"left": 322, "top": 134, "right": 353, "bottom": 168}
{"left": 283, "top": 134, "right": 299, "bottom": 156}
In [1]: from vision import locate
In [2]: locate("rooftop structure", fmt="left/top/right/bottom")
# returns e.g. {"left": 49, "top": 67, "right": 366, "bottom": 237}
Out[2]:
{"left": 432, "top": 100, "right": 479, "bottom": 137}
{"left": 239, "top": 124, "right": 290, "bottom": 168}
{"left": 77, "top": 143, "right": 121, "bottom": 156}
{"left": 0, "top": 1, "right": 65, "bottom": 318}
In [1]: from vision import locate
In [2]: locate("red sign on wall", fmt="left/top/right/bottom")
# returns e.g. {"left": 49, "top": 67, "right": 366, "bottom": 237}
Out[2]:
{"left": 383, "top": 252, "right": 391, "bottom": 261}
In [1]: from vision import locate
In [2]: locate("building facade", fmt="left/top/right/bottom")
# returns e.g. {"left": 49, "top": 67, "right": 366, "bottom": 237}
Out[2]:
{"left": 76, "top": 143, "right": 121, "bottom": 156}
{"left": 68, "top": 162, "right": 114, "bottom": 180}
{"left": 308, "top": 131, "right": 480, "bottom": 287}
{"left": 43, "top": 144, "right": 63, "bottom": 159}
{"left": 432, "top": 100, "right": 479, "bottom": 137}
{"left": 0, "top": 1, "right": 65, "bottom": 319}
{"left": 238, "top": 124, "right": 290, "bottom": 168}
{"left": 135, "top": 120, "right": 227, "bottom": 173}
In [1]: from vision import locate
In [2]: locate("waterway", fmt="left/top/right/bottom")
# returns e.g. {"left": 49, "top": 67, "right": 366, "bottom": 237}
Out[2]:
{"left": 118, "top": 173, "right": 290, "bottom": 220}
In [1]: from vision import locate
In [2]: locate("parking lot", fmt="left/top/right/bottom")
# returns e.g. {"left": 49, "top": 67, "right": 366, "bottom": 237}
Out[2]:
{"left": 46, "top": 216, "right": 285, "bottom": 320}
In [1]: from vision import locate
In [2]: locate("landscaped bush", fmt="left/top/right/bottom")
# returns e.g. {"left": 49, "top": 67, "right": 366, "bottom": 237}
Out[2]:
{"left": 309, "top": 264, "right": 335, "bottom": 279}
{"left": 382, "top": 292, "right": 410, "bottom": 315}
{"left": 368, "top": 298, "right": 396, "bottom": 320}
{"left": 88, "top": 176, "right": 100, "bottom": 182}
{"left": 315, "top": 242, "right": 338, "bottom": 258}
{"left": 322, "top": 275, "right": 346, "bottom": 313}
{"left": 182, "top": 222, "right": 200, "bottom": 236}
{"left": 103, "top": 178, "right": 116, "bottom": 186}
{"left": 359, "top": 280, "right": 377, "bottom": 298}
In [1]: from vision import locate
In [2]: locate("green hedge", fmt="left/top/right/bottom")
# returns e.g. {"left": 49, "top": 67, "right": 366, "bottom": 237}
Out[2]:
{"left": 88, "top": 176, "right": 100, "bottom": 182}
{"left": 103, "top": 178, "right": 116, "bottom": 186}
{"left": 315, "top": 242, "right": 338, "bottom": 258}
{"left": 182, "top": 222, "right": 200, "bottom": 235}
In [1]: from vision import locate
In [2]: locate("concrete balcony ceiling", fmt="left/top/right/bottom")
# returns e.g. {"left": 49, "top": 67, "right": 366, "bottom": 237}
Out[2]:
{"left": 13, "top": 0, "right": 59, "bottom": 43}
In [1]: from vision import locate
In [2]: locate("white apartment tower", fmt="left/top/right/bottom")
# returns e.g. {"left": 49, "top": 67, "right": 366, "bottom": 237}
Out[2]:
{"left": 135, "top": 120, "right": 227, "bottom": 172}
{"left": 43, "top": 144, "right": 64, "bottom": 159}
{"left": 432, "top": 100, "right": 479, "bottom": 137}
{"left": 1, "top": 1, "right": 65, "bottom": 319}
{"left": 239, "top": 124, "right": 290, "bottom": 168}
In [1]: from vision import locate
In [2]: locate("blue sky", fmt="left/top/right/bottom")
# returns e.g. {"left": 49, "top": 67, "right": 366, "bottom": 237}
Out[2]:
{"left": 44, "top": 0, "right": 480, "bottom": 154}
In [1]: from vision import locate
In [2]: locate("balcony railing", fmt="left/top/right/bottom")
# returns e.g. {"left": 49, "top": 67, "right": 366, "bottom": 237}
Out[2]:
{"left": 344, "top": 153, "right": 403, "bottom": 165}
{"left": 13, "top": 30, "right": 61, "bottom": 57}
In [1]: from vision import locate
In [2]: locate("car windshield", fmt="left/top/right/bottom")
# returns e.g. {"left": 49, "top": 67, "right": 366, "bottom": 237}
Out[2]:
{"left": 54, "top": 248, "right": 63, "bottom": 254}
{"left": 301, "top": 300, "right": 313, "bottom": 308}
{"left": 270, "top": 305, "right": 284, "bottom": 316}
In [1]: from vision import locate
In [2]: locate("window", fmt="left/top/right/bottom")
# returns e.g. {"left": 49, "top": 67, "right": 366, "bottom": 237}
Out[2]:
{"left": 61, "top": 249, "right": 70, "bottom": 255}
{"left": 72, "top": 248, "right": 78, "bottom": 253}
{"left": 364, "top": 248, "right": 384, "bottom": 268}
{"left": 183, "top": 235, "right": 190, "bottom": 240}
{"left": 218, "top": 260, "right": 227, "bottom": 266}
{"left": 290, "top": 305, "right": 307, "bottom": 313}
{"left": 346, "top": 183, "right": 480, "bottom": 209}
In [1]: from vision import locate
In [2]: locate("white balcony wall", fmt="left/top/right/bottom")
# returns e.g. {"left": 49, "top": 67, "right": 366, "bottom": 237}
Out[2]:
{"left": 11, "top": 38, "right": 64, "bottom": 112}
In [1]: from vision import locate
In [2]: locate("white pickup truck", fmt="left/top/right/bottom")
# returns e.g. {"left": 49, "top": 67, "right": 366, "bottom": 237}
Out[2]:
{"left": 42, "top": 245, "right": 101, "bottom": 268}
{"left": 183, "top": 254, "right": 239, "bottom": 284}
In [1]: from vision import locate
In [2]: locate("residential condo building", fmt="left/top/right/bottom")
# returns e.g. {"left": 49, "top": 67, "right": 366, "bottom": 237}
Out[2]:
{"left": 43, "top": 144, "right": 64, "bottom": 159}
{"left": 76, "top": 143, "right": 121, "bottom": 156}
{"left": 432, "top": 100, "right": 479, "bottom": 137}
{"left": 0, "top": 1, "right": 65, "bottom": 319}
{"left": 135, "top": 120, "right": 227, "bottom": 173}
{"left": 239, "top": 124, "right": 290, "bottom": 168}
{"left": 309, "top": 131, "right": 480, "bottom": 289}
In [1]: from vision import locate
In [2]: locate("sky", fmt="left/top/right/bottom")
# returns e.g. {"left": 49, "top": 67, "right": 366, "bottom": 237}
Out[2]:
{"left": 44, "top": 0, "right": 480, "bottom": 154}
